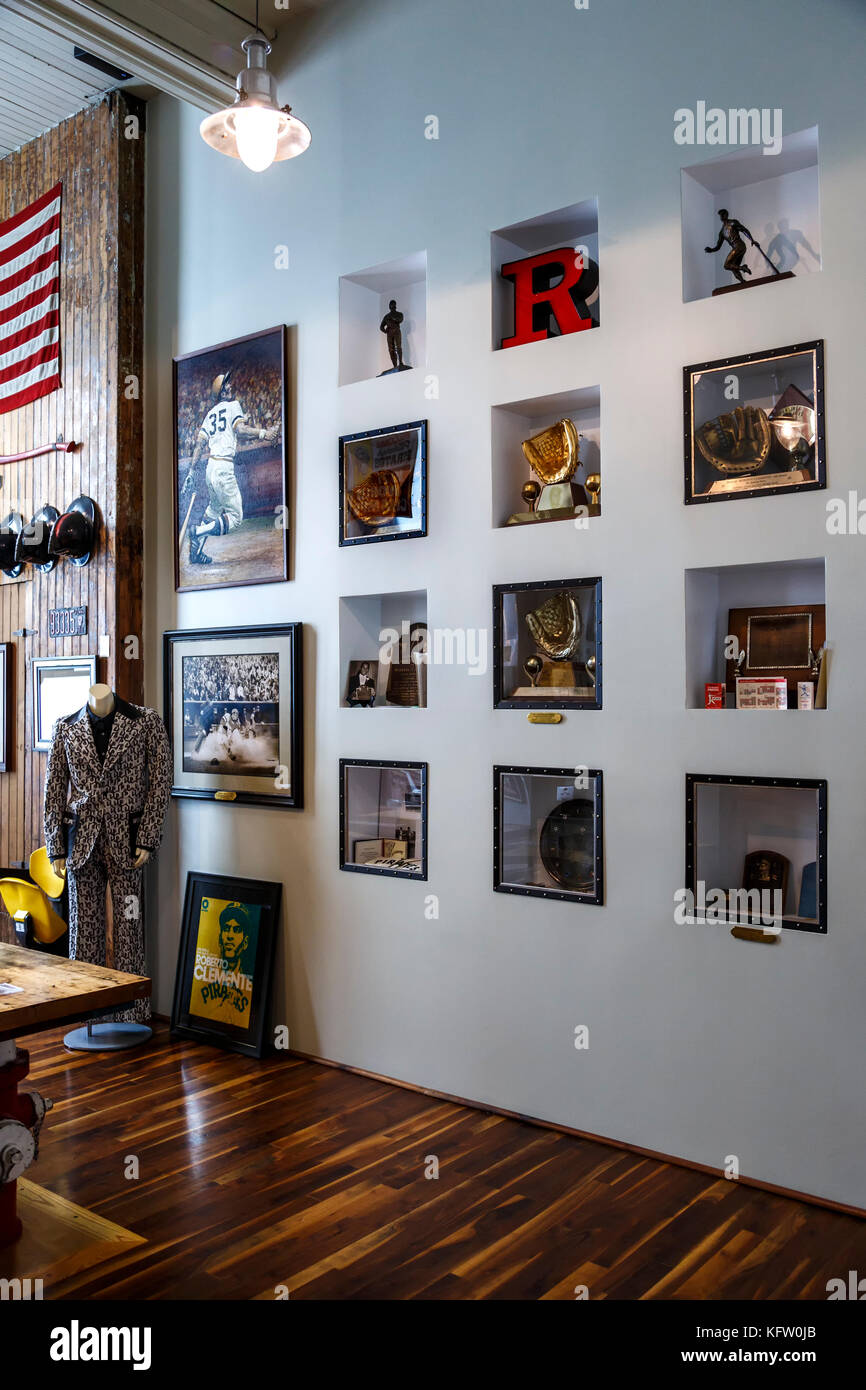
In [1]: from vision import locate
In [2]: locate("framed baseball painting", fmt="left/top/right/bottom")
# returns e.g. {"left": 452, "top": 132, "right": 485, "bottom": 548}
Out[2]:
{"left": 163, "top": 623, "right": 303, "bottom": 809}
{"left": 173, "top": 325, "right": 289, "bottom": 592}
{"left": 684, "top": 340, "right": 825, "bottom": 505}
{"left": 339, "top": 420, "right": 427, "bottom": 546}
{"left": 171, "top": 871, "right": 282, "bottom": 1057}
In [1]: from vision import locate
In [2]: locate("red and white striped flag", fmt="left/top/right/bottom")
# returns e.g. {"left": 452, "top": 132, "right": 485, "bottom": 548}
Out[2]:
{"left": 0, "top": 182, "right": 62, "bottom": 416}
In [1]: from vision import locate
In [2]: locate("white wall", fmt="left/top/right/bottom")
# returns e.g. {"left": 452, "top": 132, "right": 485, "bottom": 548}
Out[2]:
{"left": 144, "top": 0, "right": 866, "bottom": 1208}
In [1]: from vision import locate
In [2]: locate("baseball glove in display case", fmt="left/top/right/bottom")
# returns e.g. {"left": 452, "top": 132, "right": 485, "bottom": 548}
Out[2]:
{"left": 494, "top": 766, "right": 604, "bottom": 905}
{"left": 684, "top": 340, "right": 824, "bottom": 504}
{"left": 339, "top": 420, "right": 427, "bottom": 546}
{"left": 493, "top": 576, "right": 602, "bottom": 710}
{"left": 163, "top": 624, "right": 303, "bottom": 809}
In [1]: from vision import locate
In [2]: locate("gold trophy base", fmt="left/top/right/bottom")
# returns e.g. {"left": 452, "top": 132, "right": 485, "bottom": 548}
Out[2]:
{"left": 506, "top": 481, "right": 598, "bottom": 526}
{"left": 512, "top": 660, "right": 596, "bottom": 699}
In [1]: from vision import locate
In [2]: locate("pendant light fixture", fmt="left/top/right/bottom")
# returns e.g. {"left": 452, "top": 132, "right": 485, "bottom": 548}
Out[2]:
{"left": 200, "top": 2, "right": 311, "bottom": 173}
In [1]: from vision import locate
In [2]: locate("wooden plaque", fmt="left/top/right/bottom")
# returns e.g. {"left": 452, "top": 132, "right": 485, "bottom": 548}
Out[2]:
{"left": 726, "top": 603, "right": 825, "bottom": 694}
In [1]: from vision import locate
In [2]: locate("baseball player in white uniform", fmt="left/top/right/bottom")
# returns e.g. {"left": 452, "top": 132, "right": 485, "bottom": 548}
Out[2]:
{"left": 182, "top": 370, "right": 278, "bottom": 567}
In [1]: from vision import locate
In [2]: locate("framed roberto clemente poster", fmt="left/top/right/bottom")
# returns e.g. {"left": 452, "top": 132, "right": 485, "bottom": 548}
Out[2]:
{"left": 170, "top": 872, "right": 282, "bottom": 1057}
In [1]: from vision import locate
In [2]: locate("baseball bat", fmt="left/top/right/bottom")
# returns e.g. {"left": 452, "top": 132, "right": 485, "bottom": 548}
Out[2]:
{"left": 179, "top": 491, "right": 197, "bottom": 549}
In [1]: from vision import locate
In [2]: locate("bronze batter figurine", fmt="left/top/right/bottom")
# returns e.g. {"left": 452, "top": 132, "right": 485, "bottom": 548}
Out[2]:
{"left": 705, "top": 208, "right": 755, "bottom": 284}
{"left": 379, "top": 299, "right": 410, "bottom": 372}
{"left": 705, "top": 208, "right": 784, "bottom": 287}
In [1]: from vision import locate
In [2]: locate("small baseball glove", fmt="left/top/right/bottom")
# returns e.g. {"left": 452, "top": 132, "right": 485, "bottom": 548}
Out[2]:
{"left": 695, "top": 405, "right": 772, "bottom": 475}
{"left": 347, "top": 469, "right": 401, "bottom": 525}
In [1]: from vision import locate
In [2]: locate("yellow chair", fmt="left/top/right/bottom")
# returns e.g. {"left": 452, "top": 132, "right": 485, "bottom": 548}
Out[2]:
{"left": 0, "top": 847, "right": 68, "bottom": 948}
{"left": 29, "top": 846, "right": 67, "bottom": 903}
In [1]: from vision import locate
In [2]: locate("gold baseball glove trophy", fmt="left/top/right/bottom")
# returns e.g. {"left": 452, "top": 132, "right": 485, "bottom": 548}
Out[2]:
{"left": 506, "top": 418, "right": 599, "bottom": 525}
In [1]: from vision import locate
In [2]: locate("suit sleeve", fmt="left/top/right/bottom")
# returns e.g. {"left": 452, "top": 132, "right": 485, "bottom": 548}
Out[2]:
{"left": 43, "top": 723, "right": 70, "bottom": 860}
{"left": 135, "top": 711, "right": 173, "bottom": 852}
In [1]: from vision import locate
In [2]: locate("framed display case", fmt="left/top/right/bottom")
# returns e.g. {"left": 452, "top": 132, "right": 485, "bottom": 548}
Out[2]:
{"left": 339, "top": 420, "right": 427, "bottom": 546}
{"left": 685, "top": 774, "right": 827, "bottom": 934}
{"left": 493, "top": 766, "right": 603, "bottom": 905}
{"left": 339, "top": 758, "right": 427, "bottom": 879}
{"left": 684, "top": 340, "right": 824, "bottom": 504}
{"left": 32, "top": 654, "right": 97, "bottom": 752}
{"left": 163, "top": 623, "right": 303, "bottom": 809}
{"left": 493, "top": 576, "right": 602, "bottom": 709}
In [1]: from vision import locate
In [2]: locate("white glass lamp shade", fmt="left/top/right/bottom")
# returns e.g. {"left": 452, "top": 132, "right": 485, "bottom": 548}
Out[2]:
{"left": 199, "top": 35, "right": 311, "bottom": 172}
{"left": 200, "top": 101, "right": 311, "bottom": 171}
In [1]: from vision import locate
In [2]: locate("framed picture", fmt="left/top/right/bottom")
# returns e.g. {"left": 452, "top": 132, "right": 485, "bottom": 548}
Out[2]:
{"left": 345, "top": 660, "right": 379, "bottom": 707}
{"left": 163, "top": 624, "right": 303, "bottom": 809}
{"left": 0, "top": 643, "right": 11, "bottom": 771}
{"left": 493, "top": 576, "right": 602, "bottom": 710}
{"left": 340, "top": 758, "right": 428, "bottom": 879}
{"left": 32, "top": 655, "right": 96, "bottom": 752}
{"left": 339, "top": 420, "right": 427, "bottom": 546}
{"left": 685, "top": 773, "right": 827, "bottom": 934}
{"left": 173, "top": 325, "right": 289, "bottom": 592}
{"left": 170, "top": 871, "right": 281, "bottom": 1057}
{"left": 494, "top": 766, "right": 604, "bottom": 905}
{"left": 684, "top": 340, "right": 825, "bottom": 504}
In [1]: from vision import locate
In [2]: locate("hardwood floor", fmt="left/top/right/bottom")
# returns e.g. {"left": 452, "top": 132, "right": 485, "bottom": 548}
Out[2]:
{"left": 14, "top": 1023, "right": 864, "bottom": 1300}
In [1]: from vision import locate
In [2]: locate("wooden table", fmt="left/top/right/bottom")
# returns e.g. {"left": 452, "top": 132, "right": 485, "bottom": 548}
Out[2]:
{"left": 0, "top": 942, "right": 150, "bottom": 1043}
{"left": 0, "top": 942, "right": 150, "bottom": 1246}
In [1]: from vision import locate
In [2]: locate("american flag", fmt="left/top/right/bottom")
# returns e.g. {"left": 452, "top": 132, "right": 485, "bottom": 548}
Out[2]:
{"left": 0, "top": 182, "right": 62, "bottom": 416}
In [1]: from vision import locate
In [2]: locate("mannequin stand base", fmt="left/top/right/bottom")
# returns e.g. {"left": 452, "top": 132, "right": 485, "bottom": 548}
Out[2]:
{"left": 64, "top": 1021, "right": 152, "bottom": 1052}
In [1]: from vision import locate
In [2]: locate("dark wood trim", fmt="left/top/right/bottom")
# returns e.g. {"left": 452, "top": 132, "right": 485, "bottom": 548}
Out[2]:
{"left": 289, "top": 1046, "right": 866, "bottom": 1221}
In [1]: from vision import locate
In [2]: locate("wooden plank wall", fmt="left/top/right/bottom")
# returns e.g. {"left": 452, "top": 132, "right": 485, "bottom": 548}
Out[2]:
{"left": 0, "top": 93, "right": 145, "bottom": 917}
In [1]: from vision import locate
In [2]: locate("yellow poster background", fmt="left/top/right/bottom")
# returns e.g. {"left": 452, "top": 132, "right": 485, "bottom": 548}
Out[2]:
{"left": 188, "top": 896, "right": 260, "bottom": 1030}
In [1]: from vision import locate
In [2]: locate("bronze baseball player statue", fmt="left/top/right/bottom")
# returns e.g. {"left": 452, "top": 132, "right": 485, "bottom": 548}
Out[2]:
{"left": 379, "top": 299, "right": 410, "bottom": 373}
{"left": 705, "top": 208, "right": 783, "bottom": 286}
{"left": 705, "top": 209, "right": 755, "bottom": 284}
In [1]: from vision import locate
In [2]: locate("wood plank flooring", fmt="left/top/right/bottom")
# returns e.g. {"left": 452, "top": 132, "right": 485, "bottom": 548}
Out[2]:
{"left": 12, "top": 1023, "right": 864, "bottom": 1300}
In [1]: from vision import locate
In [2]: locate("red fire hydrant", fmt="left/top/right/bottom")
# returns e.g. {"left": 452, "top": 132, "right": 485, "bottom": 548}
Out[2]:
{"left": 0, "top": 1041, "right": 52, "bottom": 1248}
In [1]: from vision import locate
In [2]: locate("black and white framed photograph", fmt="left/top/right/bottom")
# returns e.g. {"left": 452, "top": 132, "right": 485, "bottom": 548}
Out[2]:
{"left": 32, "top": 654, "right": 97, "bottom": 752}
{"left": 174, "top": 325, "right": 290, "bottom": 592}
{"left": 339, "top": 420, "right": 427, "bottom": 546}
{"left": 0, "top": 643, "right": 12, "bottom": 771}
{"left": 164, "top": 624, "right": 303, "bottom": 809}
{"left": 494, "top": 765, "right": 604, "bottom": 905}
{"left": 493, "top": 576, "right": 602, "bottom": 710}
{"left": 684, "top": 340, "right": 825, "bottom": 505}
{"left": 340, "top": 758, "right": 428, "bottom": 879}
{"left": 170, "top": 871, "right": 282, "bottom": 1058}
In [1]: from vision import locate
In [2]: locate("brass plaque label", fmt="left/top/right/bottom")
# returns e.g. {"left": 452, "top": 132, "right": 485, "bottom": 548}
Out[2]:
{"left": 527, "top": 712, "right": 563, "bottom": 724}
{"left": 214, "top": 790, "right": 237, "bottom": 801}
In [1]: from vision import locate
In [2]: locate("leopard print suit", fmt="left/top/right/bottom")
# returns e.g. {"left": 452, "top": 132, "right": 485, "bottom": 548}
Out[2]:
{"left": 43, "top": 697, "right": 172, "bottom": 1024}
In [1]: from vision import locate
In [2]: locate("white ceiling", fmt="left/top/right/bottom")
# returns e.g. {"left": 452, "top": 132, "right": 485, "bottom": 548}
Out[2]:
{"left": 0, "top": 9, "right": 120, "bottom": 157}
{"left": 0, "top": 0, "right": 330, "bottom": 158}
